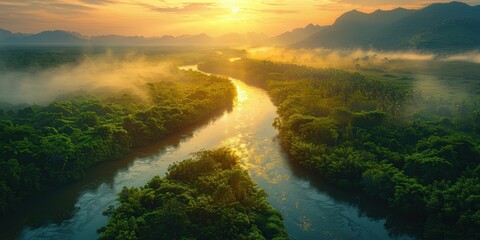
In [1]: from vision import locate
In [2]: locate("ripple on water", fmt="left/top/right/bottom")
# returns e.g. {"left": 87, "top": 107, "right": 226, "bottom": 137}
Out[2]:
{"left": 9, "top": 66, "right": 416, "bottom": 240}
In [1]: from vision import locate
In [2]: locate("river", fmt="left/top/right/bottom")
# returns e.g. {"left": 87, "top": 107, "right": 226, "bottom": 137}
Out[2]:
{"left": 2, "top": 65, "right": 415, "bottom": 240}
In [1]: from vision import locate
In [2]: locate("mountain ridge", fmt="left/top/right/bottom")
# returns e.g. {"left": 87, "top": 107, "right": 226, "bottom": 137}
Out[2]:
{"left": 0, "top": 28, "right": 272, "bottom": 46}
{"left": 270, "top": 24, "right": 326, "bottom": 46}
{"left": 0, "top": 26, "right": 316, "bottom": 47}
{"left": 295, "top": 1, "right": 480, "bottom": 52}
{"left": 1, "top": 1, "right": 478, "bottom": 52}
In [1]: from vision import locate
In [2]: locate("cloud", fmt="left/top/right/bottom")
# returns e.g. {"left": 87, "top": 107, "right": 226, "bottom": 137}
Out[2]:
{"left": 2, "top": 0, "right": 479, "bottom": 37}
{"left": 51, "top": 3, "right": 92, "bottom": 11}
{"left": 78, "top": 0, "right": 116, "bottom": 4}
{"left": 0, "top": 0, "right": 93, "bottom": 15}
{"left": 257, "top": 9, "right": 300, "bottom": 14}
{"left": 143, "top": 2, "right": 216, "bottom": 14}
{"left": 261, "top": 2, "right": 287, "bottom": 6}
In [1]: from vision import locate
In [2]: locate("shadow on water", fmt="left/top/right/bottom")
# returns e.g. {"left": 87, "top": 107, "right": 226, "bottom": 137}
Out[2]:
{"left": 1, "top": 64, "right": 422, "bottom": 240}
{"left": 0, "top": 106, "right": 230, "bottom": 240}
{"left": 278, "top": 136, "right": 424, "bottom": 239}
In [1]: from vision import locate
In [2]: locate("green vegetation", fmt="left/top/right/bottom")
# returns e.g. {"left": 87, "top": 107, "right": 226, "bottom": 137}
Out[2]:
{"left": 98, "top": 148, "right": 288, "bottom": 240}
{"left": 0, "top": 46, "right": 243, "bottom": 72}
{"left": 0, "top": 47, "right": 86, "bottom": 70}
{"left": 0, "top": 69, "right": 235, "bottom": 214}
{"left": 199, "top": 58, "right": 480, "bottom": 239}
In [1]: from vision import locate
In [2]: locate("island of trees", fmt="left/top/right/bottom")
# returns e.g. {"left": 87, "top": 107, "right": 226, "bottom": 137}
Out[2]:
{"left": 99, "top": 148, "right": 288, "bottom": 240}
{"left": 199, "top": 58, "right": 480, "bottom": 239}
{"left": 0, "top": 68, "right": 236, "bottom": 215}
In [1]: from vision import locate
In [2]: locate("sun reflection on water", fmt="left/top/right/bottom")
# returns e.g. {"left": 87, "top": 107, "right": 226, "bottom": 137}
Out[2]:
{"left": 223, "top": 133, "right": 252, "bottom": 169}
{"left": 234, "top": 82, "right": 249, "bottom": 104}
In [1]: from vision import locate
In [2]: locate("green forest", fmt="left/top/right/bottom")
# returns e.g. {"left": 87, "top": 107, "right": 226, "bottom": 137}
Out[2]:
{"left": 99, "top": 148, "right": 288, "bottom": 240}
{"left": 199, "top": 58, "right": 480, "bottom": 239}
{"left": 2, "top": 47, "right": 480, "bottom": 239}
{"left": 3, "top": 1, "right": 480, "bottom": 239}
{"left": 0, "top": 67, "right": 236, "bottom": 215}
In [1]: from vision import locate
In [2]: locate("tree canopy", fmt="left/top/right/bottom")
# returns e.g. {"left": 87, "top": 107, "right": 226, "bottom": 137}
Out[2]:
{"left": 98, "top": 148, "right": 288, "bottom": 240}
{"left": 199, "top": 58, "right": 480, "bottom": 239}
{"left": 0, "top": 70, "right": 236, "bottom": 215}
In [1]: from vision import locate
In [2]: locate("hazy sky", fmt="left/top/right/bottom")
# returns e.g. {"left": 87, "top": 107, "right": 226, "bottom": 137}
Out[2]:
{"left": 1, "top": 0, "right": 479, "bottom": 37}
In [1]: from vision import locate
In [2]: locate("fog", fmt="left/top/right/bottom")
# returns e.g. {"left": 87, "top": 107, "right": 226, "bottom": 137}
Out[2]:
{"left": 2, "top": 46, "right": 478, "bottom": 108}
{"left": 443, "top": 51, "right": 480, "bottom": 64}
{"left": 246, "top": 47, "right": 437, "bottom": 68}
{"left": 245, "top": 47, "right": 480, "bottom": 118}
{"left": 0, "top": 52, "right": 174, "bottom": 105}
{"left": 246, "top": 47, "right": 480, "bottom": 68}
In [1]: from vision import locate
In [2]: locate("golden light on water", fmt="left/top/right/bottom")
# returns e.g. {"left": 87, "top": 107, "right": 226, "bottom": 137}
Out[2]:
{"left": 223, "top": 133, "right": 251, "bottom": 169}
{"left": 235, "top": 81, "right": 249, "bottom": 104}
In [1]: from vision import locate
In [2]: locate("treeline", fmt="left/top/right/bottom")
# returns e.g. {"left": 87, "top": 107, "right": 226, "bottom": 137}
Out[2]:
{"left": 199, "top": 59, "right": 480, "bottom": 239}
{"left": 0, "top": 47, "right": 86, "bottom": 71}
{"left": 0, "top": 70, "right": 236, "bottom": 214}
{"left": 99, "top": 148, "right": 288, "bottom": 240}
{"left": 0, "top": 47, "right": 244, "bottom": 72}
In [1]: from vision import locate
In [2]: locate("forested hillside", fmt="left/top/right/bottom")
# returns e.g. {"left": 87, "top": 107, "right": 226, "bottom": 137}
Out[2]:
{"left": 99, "top": 148, "right": 288, "bottom": 240}
{"left": 296, "top": 1, "right": 480, "bottom": 52}
{"left": 199, "top": 58, "right": 480, "bottom": 239}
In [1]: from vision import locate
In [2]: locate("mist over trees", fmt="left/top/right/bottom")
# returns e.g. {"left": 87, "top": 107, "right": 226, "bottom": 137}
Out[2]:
{"left": 199, "top": 58, "right": 480, "bottom": 239}
{"left": 0, "top": 65, "right": 236, "bottom": 215}
{"left": 2, "top": 0, "right": 480, "bottom": 239}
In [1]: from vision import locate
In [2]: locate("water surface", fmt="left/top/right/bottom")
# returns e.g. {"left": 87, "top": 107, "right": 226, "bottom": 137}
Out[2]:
{"left": 2, "top": 65, "right": 415, "bottom": 240}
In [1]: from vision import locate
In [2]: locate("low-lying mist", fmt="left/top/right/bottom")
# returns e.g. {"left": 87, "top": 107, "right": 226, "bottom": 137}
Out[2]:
{"left": 245, "top": 47, "right": 480, "bottom": 104}
{"left": 0, "top": 52, "right": 175, "bottom": 105}
{"left": 246, "top": 47, "right": 436, "bottom": 68}
{"left": 246, "top": 47, "right": 480, "bottom": 68}
{"left": 443, "top": 51, "right": 480, "bottom": 64}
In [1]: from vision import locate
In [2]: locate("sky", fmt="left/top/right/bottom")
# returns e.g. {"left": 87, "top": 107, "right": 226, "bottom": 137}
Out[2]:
{"left": 0, "top": 0, "right": 479, "bottom": 37}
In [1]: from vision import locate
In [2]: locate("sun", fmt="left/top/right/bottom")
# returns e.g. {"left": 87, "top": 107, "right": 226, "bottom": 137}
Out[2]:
{"left": 231, "top": 6, "right": 240, "bottom": 14}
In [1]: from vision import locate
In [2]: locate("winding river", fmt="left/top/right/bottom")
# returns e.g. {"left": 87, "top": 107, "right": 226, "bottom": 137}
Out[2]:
{"left": 1, "top": 65, "right": 415, "bottom": 240}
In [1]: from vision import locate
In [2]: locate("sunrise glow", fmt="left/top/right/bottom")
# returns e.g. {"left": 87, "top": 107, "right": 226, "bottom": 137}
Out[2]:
{"left": 2, "top": 0, "right": 480, "bottom": 239}
{"left": 231, "top": 6, "right": 240, "bottom": 14}
{"left": 1, "top": 0, "right": 478, "bottom": 37}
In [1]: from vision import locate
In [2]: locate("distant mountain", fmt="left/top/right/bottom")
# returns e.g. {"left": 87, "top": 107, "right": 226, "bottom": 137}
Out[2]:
{"left": 295, "top": 1, "right": 480, "bottom": 52}
{"left": 294, "top": 8, "right": 414, "bottom": 49}
{"left": 15, "top": 30, "right": 87, "bottom": 45}
{"left": 407, "top": 18, "right": 480, "bottom": 50}
{"left": 0, "top": 29, "right": 87, "bottom": 45}
{"left": 0, "top": 29, "right": 13, "bottom": 41}
{"left": 216, "top": 32, "right": 269, "bottom": 45}
{"left": 90, "top": 34, "right": 215, "bottom": 46}
{"left": 0, "top": 29, "right": 269, "bottom": 46}
{"left": 91, "top": 35, "right": 146, "bottom": 45}
{"left": 270, "top": 24, "right": 326, "bottom": 46}
{"left": 98, "top": 32, "right": 270, "bottom": 46}
{"left": 1, "top": 1, "right": 479, "bottom": 51}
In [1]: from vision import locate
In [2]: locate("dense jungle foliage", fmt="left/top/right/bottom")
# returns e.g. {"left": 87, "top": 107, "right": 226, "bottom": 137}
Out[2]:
{"left": 98, "top": 148, "right": 288, "bottom": 240}
{"left": 199, "top": 58, "right": 480, "bottom": 239}
{"left": 0, "top": 68, "right": 235, "bottom": 215}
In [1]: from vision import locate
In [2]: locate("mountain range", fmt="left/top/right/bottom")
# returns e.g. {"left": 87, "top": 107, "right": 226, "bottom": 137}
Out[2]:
{"left": 0, "top": 24, "right": 325, "bottom": 47}
{"left": 0, "top": 22, "right": 328, "bottom": 47}
{"left": 0, "top": 1, "right": 479, "bottom": 52}
{"left": 296, "top": 1, "right": 480, "bottom": 51}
